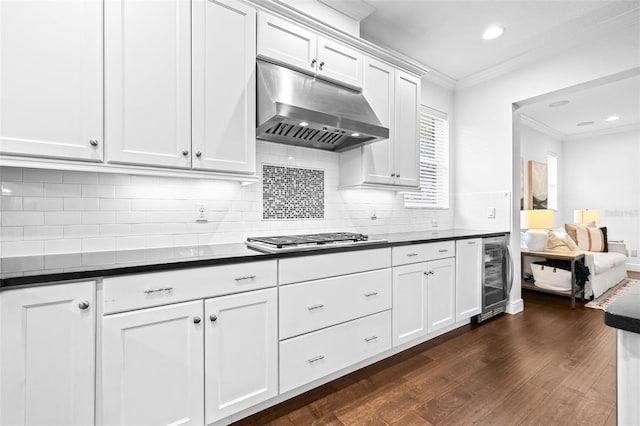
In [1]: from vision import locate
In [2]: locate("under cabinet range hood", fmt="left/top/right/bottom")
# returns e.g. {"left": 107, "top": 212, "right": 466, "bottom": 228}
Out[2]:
{"left": 256, "top": 60, "right": 389, "bottom": 152}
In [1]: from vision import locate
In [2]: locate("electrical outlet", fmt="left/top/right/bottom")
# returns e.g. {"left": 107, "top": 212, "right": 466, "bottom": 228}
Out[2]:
{"left": 196, "top": 203, "right": 208, "bottom": 222}
{"left": 431, "top": 219, "right": 438, "bottom": 228}
{"left": 487, "top": 207, "right": 496, "bottom": 219}
{"left": 370, "top": 206, "right": 377, "bottom": 220}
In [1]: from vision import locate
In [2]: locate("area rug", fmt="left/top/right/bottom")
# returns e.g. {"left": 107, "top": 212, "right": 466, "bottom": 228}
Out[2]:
{"left": 584, "top": 278, "right": 638, "bottom": 310}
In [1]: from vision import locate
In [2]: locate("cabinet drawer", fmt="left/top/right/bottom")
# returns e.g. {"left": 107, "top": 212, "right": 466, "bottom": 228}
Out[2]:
{"left": 103, "top": 260, "right": 277, "bottom": 314}
{"left": 279, "top": 310, "right": 391, "bottom": 393}
{"left": 279, "top": 248, "right": 391, "bottom": 284}
{"left": 279, "top": 269, "right": 391, "bottom": 339}
{"left": 392, "top": 241, "right": 454, "bottom": 266}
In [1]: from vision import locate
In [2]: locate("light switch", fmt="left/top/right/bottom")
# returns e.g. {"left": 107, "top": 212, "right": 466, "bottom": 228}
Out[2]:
{"left": 487, "top": 207, "right": 496, "bottom": 219}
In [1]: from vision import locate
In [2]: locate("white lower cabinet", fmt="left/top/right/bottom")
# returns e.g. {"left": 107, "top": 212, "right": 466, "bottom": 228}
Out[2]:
{"left": 101, "top": 300, "right": 205, "bottom": 426}
{"left": 455, "top": 238, "right": 483, "bottom": 321}
{"left": 392, "top": 247, "right": 456, "bottom": 347}
{"left": 280, "top": 310, "right": 391, "bottom": 393}
{"left": 204, "top": 288, "right": 278, "bottom": 424}
{"left": 0, "top": 281, "right": 96, "bottom": 426}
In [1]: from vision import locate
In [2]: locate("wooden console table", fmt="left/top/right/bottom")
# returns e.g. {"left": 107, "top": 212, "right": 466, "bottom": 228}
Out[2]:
{"left": 521, "top": 250, "right": 585, "bottom": 309}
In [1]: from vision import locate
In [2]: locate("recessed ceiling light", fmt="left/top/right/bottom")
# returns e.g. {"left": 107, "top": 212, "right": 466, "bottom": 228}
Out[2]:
{"left": 351, "top": 132, "right": 360, "bottom": 137}
{"left": 605, "top": 115, "right": 620, "bottom": 122}
{"left": 299, "top": 121, "right": 309, "bottom": 127}
{"left": 549, "top": 100, "right": 570, "bottom": 107}
{"left": 577, "top": 121, "right": 595, "bottom": 126}
{"left": 482, "top": 26, "right": 505, "bottom": 40}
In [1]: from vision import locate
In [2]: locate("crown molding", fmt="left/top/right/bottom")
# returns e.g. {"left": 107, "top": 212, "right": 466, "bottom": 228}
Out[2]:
{"left": 422, "top": 66, "right": 457, "bottom": 90}
{"left": 456, "top": 5, "right": 640, "bottom": 91}
{"left": 563, "top": 123, "right": 640, "bottom": 141}
{"left": 317, "top": 0, "right": 375, "bottom": 21}
{"left": 519, "top": 114, "right": 565, "bottom": 140}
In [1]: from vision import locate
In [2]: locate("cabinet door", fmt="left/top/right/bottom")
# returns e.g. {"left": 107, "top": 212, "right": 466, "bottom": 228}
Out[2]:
{"left": 102, "top": 301, "right": 204, "bottom": 426}
{"left": 205, "top": 288, "right": 278, "bottom": 423}
{"left": 192, "top": 0, "right": 256, "bottom": 174}
{"left": 392, "top": 262, "right": 428, "bottom": 346}
{"left": 0, "top": 0, "right": 103, "bottom": 162}
{"left": 257, "top": 12, "right": 317, "bottom": 75}
{"left": 0, "top": 281, "right": 96, "bottom": 426}
{"left": 105, "top": 0, "right": 192, "bottom": 168}
{"left": 393, "top": 71, "right": 420, "bottom": 188}
{"left": 361, "top": 57, "right": 395, "bottom": 185}
{"left": 427, "top": 257, "right": 456, "bottom": 333}
{"left": 455, "top": 239, "right": 483, "bottom": 321}
{"left": 316, "top": 36, "right": 363, "bottom": 89}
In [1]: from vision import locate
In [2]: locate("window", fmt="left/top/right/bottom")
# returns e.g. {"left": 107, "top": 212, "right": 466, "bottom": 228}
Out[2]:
{"left": 547, "top": 152, "right": 558, "bottom": 210}
{"left": 404, "top": 106, "right": 449, "bottom": 209}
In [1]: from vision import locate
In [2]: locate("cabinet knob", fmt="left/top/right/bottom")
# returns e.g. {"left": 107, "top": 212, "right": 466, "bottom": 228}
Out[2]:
{"left": 195, "top": 151, "right": 202, "bottom": 158}
{"left": 78, "top": 300, "right": 90, "bottom": 310}
{"left": 182, "top": 150, "right": 189, "bottom": 156}
{"left": 311, "top": 58, "right": 317, "bottom": 68}
{"left": 89, "top": 139, "right": 99, "bottom": 147}
{"left": 193, "top": 316, "right": 201, "bottom": 324}
{"left": 319, "top": 61, "right": 325, "bottom": 71}
{"left": 391, "top": 173, "right": 396, "bottom": 177}
{"left": 396, "top": 174, "right": 400, "bottom": 178}
{"left": 209, "top": 314, "right": 218, "bottom": 323}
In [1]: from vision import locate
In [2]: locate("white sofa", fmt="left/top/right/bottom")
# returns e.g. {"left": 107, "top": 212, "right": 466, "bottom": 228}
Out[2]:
{"left": 583, "top": 242, "right": 628, "bottom": 298}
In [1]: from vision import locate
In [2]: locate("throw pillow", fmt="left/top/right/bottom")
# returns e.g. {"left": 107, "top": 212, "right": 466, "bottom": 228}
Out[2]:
{"left": 600, "top": 226, "right": 608, "bottom": 252}
{"left": 546, "top": 231, "right": 571, "bottom": 252}
{"left": 563, "top": 235, "right": 580, "bottom": 251}
{"left": 564, "top": 221, "right": 597, "bottom": 245}
{"left": 574, "top": 224, "right": 606, "bottom": 252}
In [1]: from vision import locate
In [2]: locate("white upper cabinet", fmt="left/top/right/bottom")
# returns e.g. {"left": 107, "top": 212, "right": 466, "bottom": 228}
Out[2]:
{"left": 340, "top": 60, "right": 420, "bottom": 189}
{"left": 192, "top": 0, "right": 256, "bottom": 174}
{"left": 0, "top": 0, "right": 103, "bottom": 162}
{"left": 0, "top": 281, "right": 96, "bottom": 426}
{"left": 257, "top": 12, "right": 363, "bottom": 89}
{"left": 105, "top": 0, "right": 192, "bottom": 168}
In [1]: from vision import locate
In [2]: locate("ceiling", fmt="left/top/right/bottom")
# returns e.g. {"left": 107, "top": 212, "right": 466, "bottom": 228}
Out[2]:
{"left": 357, "top": 0, "right": 640, "bottom": 84}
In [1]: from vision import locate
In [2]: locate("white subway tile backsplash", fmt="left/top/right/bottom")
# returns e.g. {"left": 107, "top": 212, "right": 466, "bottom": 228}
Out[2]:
{"left": 63, "top": 170, "right": 99, "bottom": 184}
{"left": 64, "top": 225, "right": 99, "bottom": 239}
{"left": 2, "top": 240, "right": 44, "bottom": 257}
{"left": 2, "top": 182, "right": 43, "bottom": 197}
{"left": 2, "top": 212, "right": 44, "bottom": 226}
{"left": 82, "top": 237, "right": 116, "bottom": 252}
{"left": 23, "top": 168, "right": 63, "bottom": 183}
{"left": 0, "top": 167, "right": 23, "bottom": 182}
{"left": 115, "top": 236, "right": 146, "bottom": 250}
{"left": 99, "top": 199, "right": 131, "bottom": 211}
{"left": 64, "top": 198, "right": 99, "bottom": 211}
{"left": 24, "top": 226, "right": 63, "bottom": 241}
{"left": 23, "top": 197, "right": 63, "bottom": 211}
{"left": 45, "top": 211, "right": 82, "bottom": 225}
{"left": 45, "top": 239, "right": 82, "bottom": 255}
{"left": 116, "top": 211, "right": 146, "bottom": 224}
{"left": 44, "top": 183, "right": 81, "bottom": 198}
{"left": 1, "top": 227, "right": 23, "bottom": 241}
{"left": 99, "top": 224, "right": 131, "bottom": 237}
{"left": 82, "top": 184, "right": 115, "bottom": 198}
{"left": 1, "top": 196, "right": 22, "bottom": 211}
{"left": 82, "top": 211, "right": 116, "bottom": 225}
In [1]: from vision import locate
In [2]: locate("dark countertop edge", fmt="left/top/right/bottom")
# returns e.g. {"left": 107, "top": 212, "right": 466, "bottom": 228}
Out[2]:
{"left": 0, "top": 230, "right": 508, "bottom": 289}
{"left": 604, "top": 280, "right": 640, "bottom": 334}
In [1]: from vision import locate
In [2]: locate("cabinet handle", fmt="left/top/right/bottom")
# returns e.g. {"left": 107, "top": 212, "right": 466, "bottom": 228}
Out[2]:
{"left": 209, "top": 314, "right": 218, "bottom": 323}
{"left": 391, "top": 173, "right": 396, "bottom": 177}
{"left": 234, "top": 275, "right": 256, "bottom": 281}
{"left": 319, "top": 61, "right": 325, "bottom": 70}
{"left": 396, "top": 174, "right": 400, "bottom": 178}
{"left": 195, "top": 151, "right": 202, "bottom": 158}
{"left": 467, "top": 241, "right": 477, "bottom": 245}
{"left": 364, "top": 292, "right": 378, "bottom": 297}
{"left": 144, "top": 287, "right": 173, "bottom": 295}
{"left": 438, "top": 249, "right": 449, "bottom": 253}
{"left": 308, "top": 355, "right": 325, "bottom": 364}
{"left": 406, "top": 253, "right": 419, "bottom": 257}
{"left": 182, "top": 150, "right": 189, "bottom": 156}
{"left": 424, "top": 271, "right": 434, "bottom": 276}
{"left": 193, "top": 316, "right": 201, "bottom": 324}
{"left": 78, "top": 300, "right": 90, "bottom": 310}
{"left": 311, "top": 58, "right": 317, "bottom": 68}
{"left": 89, "top": 139, "right": 99, "bottom": 147}
{"left": 364, "top": 335, "right": 378, "bottom": 342}
{"left": 307, "top": 304, "right": 324, "bottom": 311}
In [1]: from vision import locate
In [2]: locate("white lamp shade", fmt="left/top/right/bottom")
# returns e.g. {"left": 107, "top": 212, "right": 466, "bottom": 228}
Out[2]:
{"left": 573, "top": 209, "right": 601, "bottom": 224}
{"left": 520, "top": 209, "right": 554, "bottom": 230}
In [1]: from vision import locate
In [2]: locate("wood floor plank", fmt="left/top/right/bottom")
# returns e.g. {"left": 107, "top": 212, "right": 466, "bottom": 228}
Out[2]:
{"left": 235, "top": 291, "right": 616, "bottom": 425}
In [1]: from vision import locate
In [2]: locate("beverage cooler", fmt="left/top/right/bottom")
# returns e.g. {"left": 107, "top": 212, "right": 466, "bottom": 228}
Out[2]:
{"left": 472, "top": 235, "right": 513, "bottom": 323}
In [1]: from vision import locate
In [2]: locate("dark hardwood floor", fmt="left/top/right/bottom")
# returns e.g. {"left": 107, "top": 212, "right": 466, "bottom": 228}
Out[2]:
{"left": 236, "top": 290, "right": 617, "bottom": 425}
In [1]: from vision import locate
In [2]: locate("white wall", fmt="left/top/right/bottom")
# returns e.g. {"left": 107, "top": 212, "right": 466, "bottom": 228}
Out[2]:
{"left": 454, "top": 24, "right": 640, "bottom": 310}
{"left": 563, "top": 128, "right": 640, "bottom": 255}
{"left": 519, "top": 124, "right": 564, "bottom": 228}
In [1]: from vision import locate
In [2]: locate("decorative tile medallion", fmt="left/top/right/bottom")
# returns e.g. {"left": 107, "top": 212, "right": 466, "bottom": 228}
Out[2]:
{"left": 262, "top": 164, "right": 324, "bottom": 219}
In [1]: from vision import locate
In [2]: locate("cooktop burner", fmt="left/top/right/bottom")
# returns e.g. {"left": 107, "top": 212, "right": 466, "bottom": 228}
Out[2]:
{"left": 246, "top": 232, "right": 384, "bottom": 253}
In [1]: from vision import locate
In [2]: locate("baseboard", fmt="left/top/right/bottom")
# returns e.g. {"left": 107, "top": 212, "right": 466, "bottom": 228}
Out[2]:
{"left": 506, "top": 298, "right": 524, "bottom": 314}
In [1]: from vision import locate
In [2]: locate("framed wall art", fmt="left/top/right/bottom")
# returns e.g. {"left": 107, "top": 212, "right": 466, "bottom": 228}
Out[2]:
{"left": 528, "top": 160, "right": 548, "bottom": 209}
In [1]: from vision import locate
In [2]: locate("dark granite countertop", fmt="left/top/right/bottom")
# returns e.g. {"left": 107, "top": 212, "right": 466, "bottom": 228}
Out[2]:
{"left": 605, "top": 281, "right": 640, "bottom": 334}
{"left": 0, "top": 229, "right": 507, "bottom": 289}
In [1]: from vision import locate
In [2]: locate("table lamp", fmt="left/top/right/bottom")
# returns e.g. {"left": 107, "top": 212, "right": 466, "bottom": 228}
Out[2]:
{"left": 520, "top": 209, "right": 554, "bottom": 251}
{"left": 573, "top": 209, "right": 601, "bottom": 224}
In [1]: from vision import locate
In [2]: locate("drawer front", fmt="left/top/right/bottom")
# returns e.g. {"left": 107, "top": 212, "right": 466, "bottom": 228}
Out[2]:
{"left": 279, "top": 248, "right": 391, "bottom": 284}
{"left": 279, "top": 269, "right": 391, "bottom": 339}
{"left": 279, "top": 310, "right": 391, "bottom": 393}
{"left": 103, "top": 260, "right": 277, "bottom": 314}
{"left": 392, "top": 241, "right": 455, "bottom": 266}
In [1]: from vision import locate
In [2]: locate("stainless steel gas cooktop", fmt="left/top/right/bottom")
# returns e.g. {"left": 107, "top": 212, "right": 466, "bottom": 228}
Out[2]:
{"left": 245, "top": 232, "right": 386, "bottom": 253}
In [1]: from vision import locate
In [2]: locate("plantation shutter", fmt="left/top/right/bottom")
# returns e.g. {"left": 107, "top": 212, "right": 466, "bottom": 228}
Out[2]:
{"left": 404, "top": 107, "right": 449, "bottom": 209}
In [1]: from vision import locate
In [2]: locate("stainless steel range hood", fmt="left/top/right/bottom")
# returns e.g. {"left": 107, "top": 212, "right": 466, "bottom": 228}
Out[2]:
{"left": 256, "top": 60, "right": 389, "bottom": 152}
